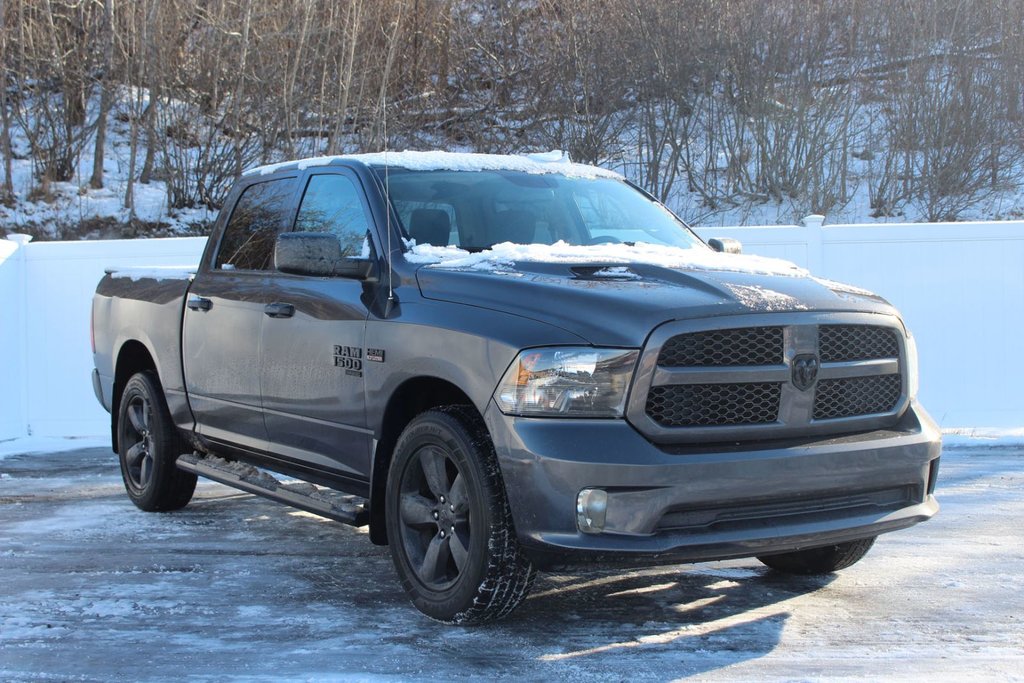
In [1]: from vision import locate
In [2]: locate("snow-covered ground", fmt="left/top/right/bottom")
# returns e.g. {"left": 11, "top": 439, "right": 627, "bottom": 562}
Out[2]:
{"left": 4, "top": 89, "right": 1024, "bottom": 239}
{"left": 0, "top": 91, "right": 213, "bottom": 238}
{"left": 1, "top": 441, "right": 1021, "bottom": 682}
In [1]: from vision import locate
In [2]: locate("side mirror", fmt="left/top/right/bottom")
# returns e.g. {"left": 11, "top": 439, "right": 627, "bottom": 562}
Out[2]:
{"left": 708, "top": 237, "right": 742, "bottom": 254}
{"left": 275, "top": 232, "right": 376, "bottom": 279}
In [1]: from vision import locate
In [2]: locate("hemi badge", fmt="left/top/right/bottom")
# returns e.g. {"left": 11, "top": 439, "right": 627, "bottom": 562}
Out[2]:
{"left": 367, "top": 348, "right": 386, "bottom": 363}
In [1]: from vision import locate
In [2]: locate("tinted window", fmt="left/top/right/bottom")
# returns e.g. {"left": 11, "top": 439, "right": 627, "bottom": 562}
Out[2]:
{"left": 215, "top": 178, "right": 297, "bottom": 271}
{"left": 295, "top": 174, "right": 372, "bottom": 257}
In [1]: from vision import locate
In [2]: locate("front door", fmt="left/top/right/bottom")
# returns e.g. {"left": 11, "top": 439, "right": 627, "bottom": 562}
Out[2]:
{"left": 259, "top": 169, "right": 377, "bottom": 480}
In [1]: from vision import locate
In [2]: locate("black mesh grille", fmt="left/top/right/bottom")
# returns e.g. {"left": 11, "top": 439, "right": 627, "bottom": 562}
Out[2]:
{"left": 819, "top": 325, "right": 899, "bottom": 362}
{"left": 646, "top": 383, "right": 781, "bottom": 427}
{"left": 658, "top": 327, "right": 784, "bottom": 367}
{"left": 813, "top": 374, "right": 901, "bottom": 420}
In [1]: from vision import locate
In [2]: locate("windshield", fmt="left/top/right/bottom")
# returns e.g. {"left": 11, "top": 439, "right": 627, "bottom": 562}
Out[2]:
{"left": 373, "top": 169, "right": 705, "bottom": 252}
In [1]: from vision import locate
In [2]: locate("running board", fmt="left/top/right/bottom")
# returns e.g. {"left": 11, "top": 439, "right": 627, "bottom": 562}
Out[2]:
{"left": 177, "top": 452, "right": 368, "bottom": 526}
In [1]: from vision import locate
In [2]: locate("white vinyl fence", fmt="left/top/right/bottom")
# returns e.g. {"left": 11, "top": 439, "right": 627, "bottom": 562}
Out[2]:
{"left": 0, "top": 235, "right": 208, "bottom": 440}
{"left": 1, "top": 216, "right": 1021, "bottom": 441}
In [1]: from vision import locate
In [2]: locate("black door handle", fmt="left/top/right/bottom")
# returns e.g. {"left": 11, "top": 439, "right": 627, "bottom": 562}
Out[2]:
{"left": 187, "top": 296, "right": 212, "bottom": 312}
{"left": 264, "top": 302, "right": 295, "bottom": 318}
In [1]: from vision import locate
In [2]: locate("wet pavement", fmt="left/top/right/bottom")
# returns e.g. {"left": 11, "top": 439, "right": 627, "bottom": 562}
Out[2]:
{"left": 1, "top": 443, "right": 1022, "bottom": 682}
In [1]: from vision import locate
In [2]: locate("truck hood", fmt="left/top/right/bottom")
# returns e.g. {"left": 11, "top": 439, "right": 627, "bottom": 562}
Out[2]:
{"left": 416, "top": 262, "right": 900, "bottom": 347}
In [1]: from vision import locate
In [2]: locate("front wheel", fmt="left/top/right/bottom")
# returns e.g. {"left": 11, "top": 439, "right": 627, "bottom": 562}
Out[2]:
{"left": 757, "top": 537, "right": 876, "bottom": 575}
{"left": 385, "top": 406, "right": 536, "bottom": 624}
{"left": 117, "top": 371, "right": 196, "bottom": 512}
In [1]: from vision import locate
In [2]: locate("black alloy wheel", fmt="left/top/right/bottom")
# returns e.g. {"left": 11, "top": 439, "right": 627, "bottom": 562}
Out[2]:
{"left": 385, "top": 406, "right": 536, "bottom": 624}
{"left": 122, "top": 392, "right": 156, "bottom": 491}
{"left": 117, "top": 371, "right": 196, "bottom": 511}
{"left": 397, "top": 444, "right": 472, "bottom": 591}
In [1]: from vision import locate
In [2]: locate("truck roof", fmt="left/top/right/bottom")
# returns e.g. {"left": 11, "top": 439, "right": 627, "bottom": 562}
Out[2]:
{"left": 242, "top": 150, "right": 622, "bottom": 180}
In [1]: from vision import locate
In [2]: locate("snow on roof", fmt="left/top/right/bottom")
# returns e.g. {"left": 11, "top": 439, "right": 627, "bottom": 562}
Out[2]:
{"left": 243, "top": 150, "right": 622, "bottom": 180}
{"left": 107, "top": 266, "right": 197, "bottom": 282}
{"left": 404, "top": 240, "right": 807, "bottom": 277}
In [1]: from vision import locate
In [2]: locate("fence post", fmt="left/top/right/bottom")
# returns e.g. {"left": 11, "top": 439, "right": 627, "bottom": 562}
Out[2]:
{"left": 801, "top": 214, "right": 825, "bottom": 274}
{"left": 6, "top": 234, "right": 32, "bottom": 437}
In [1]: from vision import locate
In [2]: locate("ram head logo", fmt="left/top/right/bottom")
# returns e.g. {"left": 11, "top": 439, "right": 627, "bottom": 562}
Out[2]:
{"left": 791, "top": 354, "right": 820, "bottom": 391}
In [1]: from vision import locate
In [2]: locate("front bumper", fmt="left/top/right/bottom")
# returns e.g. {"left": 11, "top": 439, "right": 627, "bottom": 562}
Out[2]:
{"left": 485, "top": 400, "right": 941, "bottom": 570}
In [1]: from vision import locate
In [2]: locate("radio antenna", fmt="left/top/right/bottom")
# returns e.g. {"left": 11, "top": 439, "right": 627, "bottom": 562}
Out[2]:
{"left": 380, "top": 11, "right": 402, "bottom": 317}
{"left": 384, "top": 94, "right": 394, "bottom": 311}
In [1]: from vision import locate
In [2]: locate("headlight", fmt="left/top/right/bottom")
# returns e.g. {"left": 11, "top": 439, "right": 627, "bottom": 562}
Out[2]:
{"left": 494, "top": 347, "right": 639, "bottom": 417}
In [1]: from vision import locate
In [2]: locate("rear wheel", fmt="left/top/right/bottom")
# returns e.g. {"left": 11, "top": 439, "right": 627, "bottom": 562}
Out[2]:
{"left": 385, "top": 406, "right": 536, "bottom": 624}
{"left": 757, "top": 537, "right": 876, "bottom": 575}
{"left": 117, "top": 371, "right": 196, "bottom": 511}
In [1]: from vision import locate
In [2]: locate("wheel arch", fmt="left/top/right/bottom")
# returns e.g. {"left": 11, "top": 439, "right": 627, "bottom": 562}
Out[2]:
{"left": 111, "top": 340, "right": 159, "bottom": 452}
{"left": 368, "top": 376, "right": 482, "bottom": 545}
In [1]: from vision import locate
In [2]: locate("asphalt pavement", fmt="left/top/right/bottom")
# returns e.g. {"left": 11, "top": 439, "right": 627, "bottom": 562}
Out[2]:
{"left": 1, "top": 443, "right": 1022, "bottom": 682}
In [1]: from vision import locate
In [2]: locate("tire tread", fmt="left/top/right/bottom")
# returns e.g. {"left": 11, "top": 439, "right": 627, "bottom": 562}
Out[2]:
{"left": 118, "top": 371, "right": 196, "bottom": 512}
{"left": 757, "top": 536, "right": 876, "bottom": 575}
{"left": 387, "top": 405, "right": 536, "bottom": 625}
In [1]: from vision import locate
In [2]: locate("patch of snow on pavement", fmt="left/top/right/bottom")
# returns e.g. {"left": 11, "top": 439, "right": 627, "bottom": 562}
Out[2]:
{"left": 405, "top": 240, "right": 807, "bottom": 277}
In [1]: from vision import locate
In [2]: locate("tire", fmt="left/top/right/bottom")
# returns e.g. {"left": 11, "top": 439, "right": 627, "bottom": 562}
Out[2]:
{"left": 757, "top": 537, "right": 876, "bottom": 575}
{"left": 385, "top": 406, "right": 536, "bottom": 624}
{"left": 117, "top": 371, "right": 197, "bottom": 512}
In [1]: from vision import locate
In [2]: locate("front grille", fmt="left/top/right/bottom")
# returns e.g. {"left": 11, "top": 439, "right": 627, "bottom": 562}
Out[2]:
{"left": 646, "top": 383, "right": 781, "bottom": 427}
{"left": 820, "top": 325, "right": 899, "bottom": 362}
{"left": 658, "top": 327, "right": 783, "bottom": 367}
{"left": 631, "top": 314, "right": 908, "bottom": 443}
{"left": 814, "top": 374, "right": 902, "bottom": 420}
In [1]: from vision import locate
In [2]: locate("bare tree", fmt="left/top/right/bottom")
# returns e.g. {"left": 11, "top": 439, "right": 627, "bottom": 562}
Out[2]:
{"left": 89, "top": 0, "right": 114, "bottom": 189}
{"left": 0, "top": 0, "right": 15, "bottom": 204}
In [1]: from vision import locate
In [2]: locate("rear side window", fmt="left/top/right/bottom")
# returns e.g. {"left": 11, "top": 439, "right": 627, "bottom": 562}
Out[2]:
{"left": 294, "top": 174, "right": 372, "bottom": 257}
{"left": 215, "top": 178, "right": 297, "bottom": 271}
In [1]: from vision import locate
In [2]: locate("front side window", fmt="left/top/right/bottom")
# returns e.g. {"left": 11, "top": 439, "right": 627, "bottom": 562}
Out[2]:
{"left": 215, "top": 178, "right": 297, "bottom": 271}
{"left": 294, "top": 174, "right": 372, "bottom": 257}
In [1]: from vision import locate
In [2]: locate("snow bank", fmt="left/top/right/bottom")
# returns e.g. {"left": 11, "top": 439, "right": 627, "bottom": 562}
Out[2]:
{"left": 404, "top": 240, "right": 808, "bottom": 277}
{"left": 245, "top": 150, "right": 622, "bottom": 180}
{"left": 108, "top": 266, "right": 196, "bottom": 282}
{"left": 0, "top": 436, "right": 109, "bottom": 460}
{"left": 940, "top": 428, "right": 1024, "bottom": 448}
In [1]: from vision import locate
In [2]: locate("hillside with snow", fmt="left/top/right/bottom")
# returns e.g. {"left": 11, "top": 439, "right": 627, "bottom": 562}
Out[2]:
{"left": 2, "top": 1, "right": 1022, "bottom": 237}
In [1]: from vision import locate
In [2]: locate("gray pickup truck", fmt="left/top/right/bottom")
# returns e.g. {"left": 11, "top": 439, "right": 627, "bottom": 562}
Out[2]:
{"left": 92, "top": 151, "right": 940, "bottom": 624}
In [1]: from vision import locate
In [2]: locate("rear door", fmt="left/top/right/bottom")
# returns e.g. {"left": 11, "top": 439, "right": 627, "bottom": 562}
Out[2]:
{"left": 259, "top": 168, "right": 378, "bottom": 481}
{"left": 183, "top": 175, "right": 299, "bottom": 454}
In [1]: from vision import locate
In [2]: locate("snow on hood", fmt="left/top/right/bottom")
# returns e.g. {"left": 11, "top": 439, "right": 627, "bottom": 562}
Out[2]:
{"left": 404, "top": 240, "right": 808, "bottom": 278}
{"left": 810, "top": 276, "right": 877, "bottom": 297}
{"left": 722, "top": 283, "right": 808, "bottom": 311}
{"left": 244, "top": 150, "right": 621, "bottom": 179}
{"left": 108, "top": 266, "right": 196, "bottom": 282}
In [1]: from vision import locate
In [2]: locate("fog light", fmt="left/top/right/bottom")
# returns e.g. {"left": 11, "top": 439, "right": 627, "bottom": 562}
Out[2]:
{"left": 576, "top": 488, "right": 608, "bottom": 534}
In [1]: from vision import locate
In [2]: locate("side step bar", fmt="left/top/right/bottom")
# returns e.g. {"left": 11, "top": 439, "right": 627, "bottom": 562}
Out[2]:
{"left": 177, "top": 452, "right": 368, "bottom": 527}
